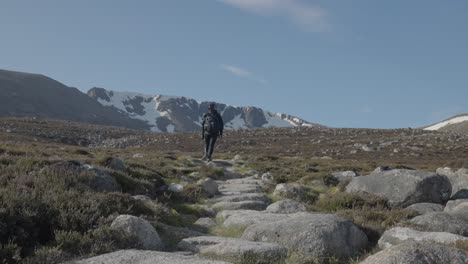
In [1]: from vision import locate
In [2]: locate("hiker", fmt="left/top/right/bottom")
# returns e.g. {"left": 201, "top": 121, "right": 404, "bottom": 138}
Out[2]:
{"left": 201, "top": 103, "right": 224, "bottom": 161}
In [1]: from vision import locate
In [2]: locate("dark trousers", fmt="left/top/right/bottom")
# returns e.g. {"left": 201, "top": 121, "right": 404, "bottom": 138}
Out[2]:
{"left": 204, "top": 134, "right": 218, "bottom": 158}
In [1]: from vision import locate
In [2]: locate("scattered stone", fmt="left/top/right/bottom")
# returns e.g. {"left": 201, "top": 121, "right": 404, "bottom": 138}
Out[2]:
{"left": 372, "top": 166, "right": 394, "bottom": 174}
{"left": 266, "top": 199, "right": 307, "bottom": 214}
{"left": 346, "top": 169, "right": 451, "bottom": 207}
{"left": 378, "top": 227, "right": 468, "bottom": 249}
{"left": 178, "top": 236, "right": 287, "bottom": 264}
{"left": 328, "top": 171, "right": 357, "bottom": 185}
{"left": 361, "top": 145, "right": 375, "bottom": 152}
{"left": 410, "top": 212, "right": 468, "bottom": 236}
{"left": 67, "top": 250, "right": 230, "bottom": 264}
{"left": 406, "top": 203, "right": 444, "bottom": 215}
{"left": 261, "top": 172, "right": 275, "bottom": 184}
{"left": 360, "top": 241, "right": 468, "bottom": 264}
{"left": 197, "top": 178, "right": 219, "bottom": 197}
{"left": 242, "top": 214, "right": 368, "bottom": 261}
{"left": 49, "top": 161, "right": 120, "bottom": 192}
{"left": 168, "top": 183, "right": 184, "bottom": 193}
{"left": 193, "top": 218, "right": 217, "bottom": 231}
{"left": 273, "top": 183, "right": 308, "bottom": 201}
{"left": 212, "top": 201, "right": 267, "bottom": 212}
{"left": 110, "top": 215, "right": 163, "bottom": 250}
{"left": 132, "top": 153, "right": 144, "bottom": 158}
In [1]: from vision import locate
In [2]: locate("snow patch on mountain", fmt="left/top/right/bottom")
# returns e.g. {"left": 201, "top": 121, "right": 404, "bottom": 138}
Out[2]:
{"left": 424, "top": 115, "right": 468, "bottom": 131}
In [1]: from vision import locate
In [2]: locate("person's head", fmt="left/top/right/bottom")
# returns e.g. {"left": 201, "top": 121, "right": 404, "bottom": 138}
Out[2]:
{"left": 208, "top": 103, "right": 217, "bottom": 111}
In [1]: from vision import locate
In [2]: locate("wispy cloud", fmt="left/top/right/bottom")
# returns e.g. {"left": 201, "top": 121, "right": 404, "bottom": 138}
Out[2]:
{"left": 221, "top": 64, "right": 267, "bottom": 84}
{"left": 218, "top": 0, "right": 330, "bottom": 32}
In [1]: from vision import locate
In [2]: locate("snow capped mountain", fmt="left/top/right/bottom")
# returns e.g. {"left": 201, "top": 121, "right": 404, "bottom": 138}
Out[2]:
{"left": 424, "top": 114, "right": 468, "bottom": 134}
{"left": 87, "top": 88, "right": 321, "bottom": 133}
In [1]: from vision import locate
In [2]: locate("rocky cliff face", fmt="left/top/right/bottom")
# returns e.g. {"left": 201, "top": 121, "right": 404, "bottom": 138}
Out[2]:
{"left": 87, "top": 87, "right": 321, "bottom": 132}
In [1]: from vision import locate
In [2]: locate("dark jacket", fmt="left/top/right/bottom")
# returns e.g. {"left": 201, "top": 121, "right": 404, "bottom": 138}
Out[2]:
{"left": 202, "top": 109, "right": 224, "bottom": 135}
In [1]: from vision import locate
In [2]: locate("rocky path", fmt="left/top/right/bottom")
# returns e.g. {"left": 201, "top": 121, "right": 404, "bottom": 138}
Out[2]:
{"left": 68, "top": 160, "right": 468, "bottom": 263}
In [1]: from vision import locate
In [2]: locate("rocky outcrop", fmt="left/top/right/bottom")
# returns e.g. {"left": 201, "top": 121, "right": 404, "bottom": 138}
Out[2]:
{"left": 346, "top": 169, "right": 451, "bottom": 207}
{"left": 110, "top": 215, "right": 163, "bottom": 250}
{"left": 178, "top": 236, "right": 287, "bottom": 264}
{"left": 360, "top": 241, "right": 468, "bottom": 264}
{"left": 242, "top": 214, "right": 368, "bottom": 260}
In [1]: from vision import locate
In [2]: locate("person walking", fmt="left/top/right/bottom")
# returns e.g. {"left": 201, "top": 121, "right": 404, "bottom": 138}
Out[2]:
{"left": 201, "top": 103, "right": 224, "bottom": 161}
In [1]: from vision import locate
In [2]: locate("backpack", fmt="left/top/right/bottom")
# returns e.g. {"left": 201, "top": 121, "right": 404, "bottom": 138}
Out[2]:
{"left": 204, "top": 112, "right": 220, "bottom": 135}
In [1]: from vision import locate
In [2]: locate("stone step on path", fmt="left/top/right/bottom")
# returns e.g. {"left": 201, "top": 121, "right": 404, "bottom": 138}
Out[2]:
{"left": 178, "top": 236, "right": 287, "bottom": 264}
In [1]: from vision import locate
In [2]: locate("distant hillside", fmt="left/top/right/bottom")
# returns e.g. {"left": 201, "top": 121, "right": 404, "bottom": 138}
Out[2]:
{"left": 0, "top": 69, "right": 151, "bottom": 130}
{"left": 87, "top": 87, "right": 321, "bottom": 132}
{"left": 424, "top": 114, "right": 468, "bottom": 134}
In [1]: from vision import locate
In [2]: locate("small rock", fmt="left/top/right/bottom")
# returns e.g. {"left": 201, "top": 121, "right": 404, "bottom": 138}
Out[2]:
{"left": 110, "top": 215, "right": 163, "bottom": 250}
{"left": 266, "top": 199, "right": 307, "bottom": 214}
{"left": 261, "top": 172, "right": 274, "bottom": 184}
{"left": 168, "top": 183, "right": 184, "bottom": 193}
{"left": 330, "top": 171, "right": 357, "bottom": 183}
{"left": 273, "top": 183, "right": 309, "bottom": 202}
{"left": 197, "top": 178, "right": 218, "bottom": 197}
{"left": 132, "top": 153, "right": 145, "bottom": 158}
{"left": 193, "top": 218, "right": 217, "bottom": 231}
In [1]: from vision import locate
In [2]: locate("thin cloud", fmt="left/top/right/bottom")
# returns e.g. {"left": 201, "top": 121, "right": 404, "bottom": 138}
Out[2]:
{"left": 221, "top": 64, "right": 267, "bottom": 84}
{"left": 218, "top": 0, "right": 330, "bottom": 32}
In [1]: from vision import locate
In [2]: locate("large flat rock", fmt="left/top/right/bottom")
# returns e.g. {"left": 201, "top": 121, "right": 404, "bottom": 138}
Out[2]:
{"left": 242, "top": 213, "right": 368, "bottom": 260}
{"left": 360, "top": 241, "right": 468, "bottom": 264}
{"left": 410, "top": 212, "right": 468, "bottom": 236}
{"left": 67, "top": 250, "right": 231, "bottom": 264}
{"left": 378, "top": 227, "right": 468, "bottom": 249}
{"left": 211, "top": 193, "right": 270, "bottom": 203}
{"left": 346, "top": 169, "right": 451, "bottom": 207}
{"left": 217, "top": 210, "right": 307, "bottom": 228}
{"left": 178, "top": 236, "right": 287, "bottom": 264}
{"left": 212, "top": 201, "right": 267, "bottom": 212}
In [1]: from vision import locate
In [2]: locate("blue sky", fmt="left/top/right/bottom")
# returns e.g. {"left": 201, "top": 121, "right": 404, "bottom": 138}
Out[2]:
{"left": 1, "top": 0, "right": 467, "bottom": 128}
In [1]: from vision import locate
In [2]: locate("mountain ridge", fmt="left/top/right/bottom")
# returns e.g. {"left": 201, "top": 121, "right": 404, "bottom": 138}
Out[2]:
{"left": 87, "top": 87, "right": 321, "bottom": 133}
